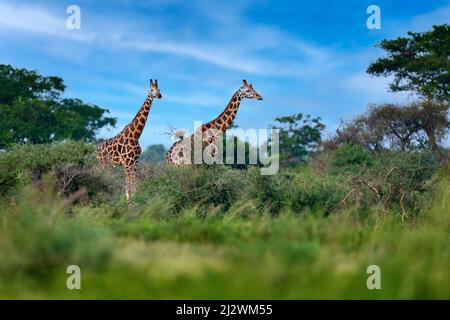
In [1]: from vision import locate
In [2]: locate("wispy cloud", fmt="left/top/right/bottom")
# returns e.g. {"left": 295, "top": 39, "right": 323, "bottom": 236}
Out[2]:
{"left": 0, "top": 2, "right": 95, "bottom": 41}
{"left": 0, "top": 1, "right": 334, "bottom": 77}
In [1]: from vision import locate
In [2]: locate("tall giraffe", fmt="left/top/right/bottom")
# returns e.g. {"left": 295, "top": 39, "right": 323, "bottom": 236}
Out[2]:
{"left": 166, "top": 80, "right": 262, "bottom": 165}
{"left": 96, "top": 79, "right": 162, "bottom": 201}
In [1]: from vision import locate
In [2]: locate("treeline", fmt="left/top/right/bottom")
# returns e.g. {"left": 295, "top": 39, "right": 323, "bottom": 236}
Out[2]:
{"left": 0, "top": 64, "right": 116, "bottom": 149}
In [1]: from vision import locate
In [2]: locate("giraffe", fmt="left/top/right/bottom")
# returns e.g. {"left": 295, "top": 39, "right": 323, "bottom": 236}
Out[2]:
{"left": 166, "top": 80, "right": 263, "bottom": 165}
{"left": 96, "top": 79, "right": 162, "bottom": 201}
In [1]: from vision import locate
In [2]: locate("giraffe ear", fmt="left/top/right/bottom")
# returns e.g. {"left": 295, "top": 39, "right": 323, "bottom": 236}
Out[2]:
{"left": 242, "top": 79, "right": 248, "bottom": 87}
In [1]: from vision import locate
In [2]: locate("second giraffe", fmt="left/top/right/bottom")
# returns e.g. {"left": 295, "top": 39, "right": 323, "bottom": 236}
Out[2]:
{"left": 166, "top": 80, "right": 263, "bottom": 165}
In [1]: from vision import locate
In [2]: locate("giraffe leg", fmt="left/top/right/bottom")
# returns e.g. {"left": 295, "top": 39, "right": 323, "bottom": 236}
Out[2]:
{"left": 124, "top": 164, "right": 137, "bottom": 202}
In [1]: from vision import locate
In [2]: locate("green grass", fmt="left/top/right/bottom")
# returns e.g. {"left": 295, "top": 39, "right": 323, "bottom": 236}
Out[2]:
{"left": 0, "top": 177, "right": 449, "bottom": 299}
{"left": 0, "top": 143, "right": 448, "bottom": 299}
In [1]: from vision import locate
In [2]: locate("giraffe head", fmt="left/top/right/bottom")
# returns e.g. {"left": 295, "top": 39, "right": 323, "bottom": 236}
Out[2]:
{"left": 149, "top": 79, "right": 162, "bottom": 99}
{"left": 238, "top": 79, "right": 263, "bottom": 100}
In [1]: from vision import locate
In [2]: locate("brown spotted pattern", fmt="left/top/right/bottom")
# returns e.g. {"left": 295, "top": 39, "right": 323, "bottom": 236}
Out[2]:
{"left": 166, "top": 80, "right": 262, "bottom": 165}
{"left": 96, "top": 79, "right": 162, "bottom": 201}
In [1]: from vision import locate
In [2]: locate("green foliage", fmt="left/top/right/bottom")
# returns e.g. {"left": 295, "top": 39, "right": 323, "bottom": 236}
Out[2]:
{"left": 270, "top": 113, "right": 324, "bottom": 167}
{"left": 135, "top": 165, "right": 247, "bottom": 214}
{"left": 0, "top": 141, "right": 448, "bottom": 298}
{"left": 333, "top": 102, "right": 449, "bottom": 152}
{"left": 330, "top": 144, "right": 373, "bottom": 174}
{"left": 367, "top": 24, "right": 450, "bottom": 101}
{"left": 0, "top": 167, "right": 449, "bottom": 298}
{"left": 288, "top": 174, "right": 349, "bottom": 214}
{"left": 0, "top": 64, "right": 65, "bottom": 104}
{"left": 245, "top": 169, "right": 290, "bottom": 214}
{"left": 350, "top": 151, "right": 439, "bottom": 213}
{"left": 0, "top": 188, "right": 112, "bottom": 281}
{"left": 0, "top": 64, "right": 116, "bottom": 148}
{"left": 140, "top": 144, "right": 167, "bottom": 163}
{"left": 0, "top": 141, "right": 117, "bottom": 200}
{"left": 366, "top": 24, "right": 450, "bottom": 152}
{"left": 221, "top": 135, "right": 260, "bottom": 169}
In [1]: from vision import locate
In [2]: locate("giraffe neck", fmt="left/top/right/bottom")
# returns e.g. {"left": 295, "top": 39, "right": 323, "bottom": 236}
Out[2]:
{"left": 209, "top": 91, "right": 243, "bottom": 133}
{"left": 122, "top": 94, "right": 153, "bottom": 140}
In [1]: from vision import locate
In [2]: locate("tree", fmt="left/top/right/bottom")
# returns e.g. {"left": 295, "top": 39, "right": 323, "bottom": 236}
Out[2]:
{"left": 270, "top": 113, "right": 324, "bottom": 167}
{"left": 367, "top": 24, "right": 449, "bottom": 101}
{"left": 0, "top": 64, "right": 65, "bottom": 104}
{"left": 140, "top": 144, "right": 167, "bottom": 163}
{"left": 367, "top": 24, "right": 450, "bottom": 151}
{"left": 0, "top": 64, "right": 116, "bottom": 148}
{"left": 333, "top": 102, "right": 448, "bottom": 152}
{"left": 367, "top": 103, "right": 424, "bottom": 151}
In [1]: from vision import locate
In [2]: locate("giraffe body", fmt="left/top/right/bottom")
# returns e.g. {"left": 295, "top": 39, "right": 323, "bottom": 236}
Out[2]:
{"left": 96, "top": 79, "right": 162, "bottom": 201}
{"left": 166, "top": 80, "right": 262, "bottom": 165}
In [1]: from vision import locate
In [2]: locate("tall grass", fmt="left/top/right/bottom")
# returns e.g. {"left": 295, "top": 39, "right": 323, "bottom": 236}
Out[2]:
{"left": 0, "top": 142, "right": 448, "bottom": 299}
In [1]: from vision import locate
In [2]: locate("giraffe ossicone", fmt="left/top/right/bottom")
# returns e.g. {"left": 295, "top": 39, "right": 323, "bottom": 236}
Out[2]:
{"left": 166, "top": 79, "right": 263, "bottom": 166}
{"left": 96, "top": 79, "right": 162, "bottom": 202}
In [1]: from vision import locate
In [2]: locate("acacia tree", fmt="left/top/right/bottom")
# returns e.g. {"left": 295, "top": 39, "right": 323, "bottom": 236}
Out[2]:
{"left": 367, "top": 24, "right": 450, "bottom": 151}
{"left": 0, "top": 64, "right": 116, "bottom": 148}
{"left": 334, "top": 102, "right": 448, "bottom": 152}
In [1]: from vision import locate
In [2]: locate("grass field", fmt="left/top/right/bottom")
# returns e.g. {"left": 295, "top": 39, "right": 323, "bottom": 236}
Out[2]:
{"left": 0, "top": 143, "right": 449, "bottom": 299}
{"left": 0, "top": 173, "right": 449, "bottom": 299}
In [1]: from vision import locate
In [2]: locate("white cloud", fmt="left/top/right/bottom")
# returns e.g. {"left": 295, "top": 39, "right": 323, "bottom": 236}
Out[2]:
{"left": 341, "top": 73, "right": 416, "bottom": 103}
{"left": 407, "top": 2, "right": 450, "bottom": 32}
{"left": 0, "top": 2, "right": 95, "bottom": 41}
{"left": 0, "top": 2, "right": 334, "bottom": 77}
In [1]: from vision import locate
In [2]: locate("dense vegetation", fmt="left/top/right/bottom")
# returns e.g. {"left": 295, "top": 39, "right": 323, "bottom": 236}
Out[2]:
{"left": 0, "top": 140, "right": 449, "bottom": 298}
{"left": 0, "top": 64, "right": 116, "bottom": 148}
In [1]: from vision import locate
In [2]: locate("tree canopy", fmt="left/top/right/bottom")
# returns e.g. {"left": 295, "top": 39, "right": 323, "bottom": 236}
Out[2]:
{"left": 0, "top": 64, "right": 116, "bottom": 148}
{"left": 367, "top": 24, "right": 450, "bottom": 101}
{"left": 333, "top": 102, "right": 449, "bottom": 152}
{"left": 270, "top": 113, "right": 324, "bottom": 167}
{"left": 140, "top": 144, "right": 167, "bottom": 163}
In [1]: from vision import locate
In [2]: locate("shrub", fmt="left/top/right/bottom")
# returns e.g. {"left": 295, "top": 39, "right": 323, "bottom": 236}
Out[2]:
{"left": 136, "top": 165, "right": 247, "bottom": 214}
{"left": 0, "top": 141, "right": 93, "bottom": 195}
{"left": 0, "top": 141, "right": 120, "bottom": 201}
{"left": 288, "top": 174, "right": 349, "bottom": 214}
{"left": 351, "top": 151, "right": 440, "bottom": 215}
{"left": 245, "top": 168, "right": 291, "bottom": 214}
{"left": 329, "top": 143, "right": 373, "bottom": 175}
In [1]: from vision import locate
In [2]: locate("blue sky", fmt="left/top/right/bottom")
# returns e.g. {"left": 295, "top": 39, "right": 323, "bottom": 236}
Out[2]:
{"left": 0, "top": 0, "right": 449, "bottom": 148}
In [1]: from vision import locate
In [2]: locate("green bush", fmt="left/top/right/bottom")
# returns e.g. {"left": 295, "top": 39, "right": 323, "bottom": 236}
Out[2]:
{"left": 0, "top": 141, "right": 120, "bottom": 201}
{"left": 136, "top": 165, "right": 248, "bottom": 214}
{"left": 329, "top": 143, "right": 373, "bottom": 175}
{"left": 0, "top": 141, "right": 93, "bottom": 194}
{"left": 348, "top": 151, "right": 440, "bottom": 214}
{"left": 288, "top": 174, "right": 349, "bottom": 214}
{"left": 245, "top": 168, "right": 291, "bottom": 214}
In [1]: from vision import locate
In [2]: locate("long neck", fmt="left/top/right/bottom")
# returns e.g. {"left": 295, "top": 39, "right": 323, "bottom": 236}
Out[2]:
{"left": 125, "top": 93, "right": 153, "bottom": 140}
{"left": 209, "top": 91, "right": 243, "bottom": 132}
